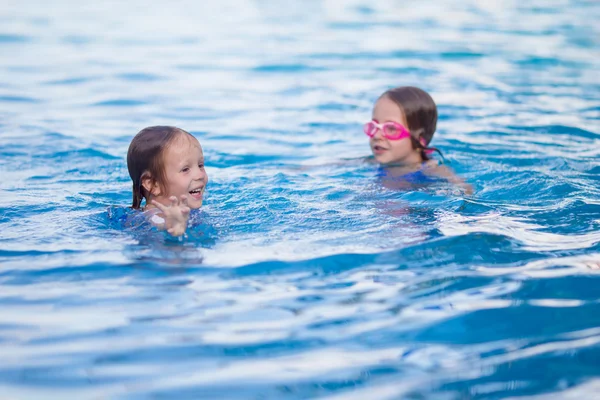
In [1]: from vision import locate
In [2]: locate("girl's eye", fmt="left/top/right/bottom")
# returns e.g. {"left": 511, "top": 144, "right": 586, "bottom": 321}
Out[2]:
{"left": 386, "top": 125, "right": 398, "bottom": 135}
{"left": 198, "top": 164, "right": 204, "bottom": 169}
{"left": 182, "top": 167, "right": 190, "bottom": 172}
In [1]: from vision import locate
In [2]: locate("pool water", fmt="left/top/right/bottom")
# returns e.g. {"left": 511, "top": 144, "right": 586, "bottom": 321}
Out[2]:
{"left": 1, "top": 0, "right": 599, "bottom": 398}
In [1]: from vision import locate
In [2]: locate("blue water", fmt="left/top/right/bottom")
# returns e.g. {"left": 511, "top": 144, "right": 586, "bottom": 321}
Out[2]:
{"left": 1, "top": 1, "right": 599, "bottom": 398}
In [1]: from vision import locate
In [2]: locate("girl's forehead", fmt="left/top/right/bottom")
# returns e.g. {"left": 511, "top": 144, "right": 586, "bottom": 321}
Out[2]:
{"left": 171, "top": 134, "right": 202, "bottom": 150}
{"left": 165, "top": 135, "right": 203, "bottom": 157}
{"left": 373, "top": 96, "right": 406, "bottom": 123}
{"left": 374, "top": 96, "right": 402, "bottom": 115}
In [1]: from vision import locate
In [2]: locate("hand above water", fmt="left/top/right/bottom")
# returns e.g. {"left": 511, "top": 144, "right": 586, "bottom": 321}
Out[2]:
{"left": 151, "top": 195, "right": 191, "bottom": 237}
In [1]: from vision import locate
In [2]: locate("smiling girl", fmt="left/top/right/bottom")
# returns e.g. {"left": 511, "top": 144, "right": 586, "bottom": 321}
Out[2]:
{"left": 127, "top": 126, "right": 208, "bottom": 237}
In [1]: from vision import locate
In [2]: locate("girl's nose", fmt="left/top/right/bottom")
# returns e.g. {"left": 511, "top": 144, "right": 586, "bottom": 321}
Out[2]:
{"left": 373, "top": 127, "right": 385, "bottom": 139}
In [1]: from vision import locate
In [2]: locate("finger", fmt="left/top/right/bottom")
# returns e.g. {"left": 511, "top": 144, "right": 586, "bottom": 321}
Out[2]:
{"left": 180, "top": 195, "right": 189, "bottom": 207}
{"left": 169, "top": 196, "right": 178, "bottom": 207}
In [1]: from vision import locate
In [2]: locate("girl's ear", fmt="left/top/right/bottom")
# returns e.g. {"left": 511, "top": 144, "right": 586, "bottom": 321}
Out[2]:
{"left": 411, "top": 127, "right": 425, "bottom": 140}
{"left": 141, "top": 172, "right": 161, "bottom": 197}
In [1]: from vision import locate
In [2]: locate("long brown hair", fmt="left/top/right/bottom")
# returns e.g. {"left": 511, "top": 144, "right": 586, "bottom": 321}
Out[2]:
{"left": 126, "top": 126, "right": 192, "bottom": 209}
{"left": 382, "top": 86, "right": 442, "bottom": 160}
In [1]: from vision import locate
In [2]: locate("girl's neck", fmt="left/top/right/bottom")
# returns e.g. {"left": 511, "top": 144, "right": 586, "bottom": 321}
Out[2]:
{"left": 142, "top": 198, "right": 159, "bottom": 212}
{"left": 384, "top": 151, "right": 424, "bottom": 168}
{"left": 403, "top": 150, "right": 425, "bottom": 165}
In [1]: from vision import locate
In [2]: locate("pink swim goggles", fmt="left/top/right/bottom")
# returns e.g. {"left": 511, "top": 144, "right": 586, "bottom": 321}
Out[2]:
{"left": 364, "top": 120, "right": 411, "bottom": 140}
{"left": 364, "top": 120, "right": 433, "bottom": 153}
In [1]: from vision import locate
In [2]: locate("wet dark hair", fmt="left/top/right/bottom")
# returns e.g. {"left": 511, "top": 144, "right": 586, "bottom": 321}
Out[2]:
{"left": 381, "top": 86, "right": 443, "bottom": 160}
{"left": 127, "top": 126, "right": 194, "bottom": 209}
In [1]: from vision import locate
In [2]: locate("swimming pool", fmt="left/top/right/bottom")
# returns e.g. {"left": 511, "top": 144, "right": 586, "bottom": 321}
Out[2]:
{"left": 1, "top": 0, "right": 599, "bottom": 398}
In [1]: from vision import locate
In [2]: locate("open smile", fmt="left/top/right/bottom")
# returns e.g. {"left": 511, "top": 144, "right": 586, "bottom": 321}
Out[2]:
{"left": 188, "top": 187, "right": 204, "bottom": 200}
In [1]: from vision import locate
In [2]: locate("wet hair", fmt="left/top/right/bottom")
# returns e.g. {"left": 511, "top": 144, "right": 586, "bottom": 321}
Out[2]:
{"left": 127, "top": 126, "right": 194, "bottom": 209}
{"left": 381, "top": 86, "right": 443, "bottom": 160}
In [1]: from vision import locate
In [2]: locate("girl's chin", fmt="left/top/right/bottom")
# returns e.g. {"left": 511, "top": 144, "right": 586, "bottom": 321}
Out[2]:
{"left": 374, "top": 153, "right": 393, "bottom": 164}
{"left": 188, "top": 200, "right": 203, "bottom": 209}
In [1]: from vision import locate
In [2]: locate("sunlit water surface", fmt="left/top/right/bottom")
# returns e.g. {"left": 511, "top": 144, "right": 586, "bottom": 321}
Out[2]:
{"left": 1, "top": 0, "right": 599, "bottom": 398}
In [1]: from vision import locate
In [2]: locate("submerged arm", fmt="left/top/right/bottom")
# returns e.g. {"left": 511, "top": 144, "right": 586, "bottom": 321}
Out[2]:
{"left": 426, "top": 163, "right": 473, "bottom": 195}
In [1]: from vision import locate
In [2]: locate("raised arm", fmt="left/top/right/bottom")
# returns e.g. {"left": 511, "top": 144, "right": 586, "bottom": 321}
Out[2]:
{"left": 148, "top": 195, "right": 191, "bottom": 237}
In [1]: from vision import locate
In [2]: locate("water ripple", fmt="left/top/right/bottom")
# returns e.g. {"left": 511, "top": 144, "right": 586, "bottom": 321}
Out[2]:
{"left": 0, "top": 0, "right": 599, "bottom": 398}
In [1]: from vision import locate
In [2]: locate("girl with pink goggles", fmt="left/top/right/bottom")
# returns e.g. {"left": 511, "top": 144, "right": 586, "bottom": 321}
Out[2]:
{"left": 364, "top": 120, "right": 432, "bottom": 152}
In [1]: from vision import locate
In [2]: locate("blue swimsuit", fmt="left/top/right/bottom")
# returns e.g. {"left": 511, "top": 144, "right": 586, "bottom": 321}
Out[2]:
{"left": 376, "top": 165, "right": 439, "bottom": 184}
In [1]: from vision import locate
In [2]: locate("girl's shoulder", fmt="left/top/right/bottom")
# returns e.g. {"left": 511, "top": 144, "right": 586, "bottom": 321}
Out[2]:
{"left": 421, "top": 160, "right": 453, "bottom": 179}
{"left": 106, "top": 206, "right": 154, "bottom": 229}
{"left": 422, "top": 159, "right": 440, "bottom": 170}
{"left": 143, "top": 207, "right": 165, "bottom": 225}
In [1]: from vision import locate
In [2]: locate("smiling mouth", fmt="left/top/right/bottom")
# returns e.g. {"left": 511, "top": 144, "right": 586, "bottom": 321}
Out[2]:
{"left": 373, "top": 145, "right": 388, "bottom": 152}
{"left": 189, "top": 188, "right": 204, "bottom": 197}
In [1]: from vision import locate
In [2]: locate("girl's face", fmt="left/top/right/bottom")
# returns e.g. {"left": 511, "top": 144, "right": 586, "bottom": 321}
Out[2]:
{"left": 152, "top": 134, "right": 208, "bottom": 209}
{"left": 370, "top": 95, "right": 422, "bottom": 165}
